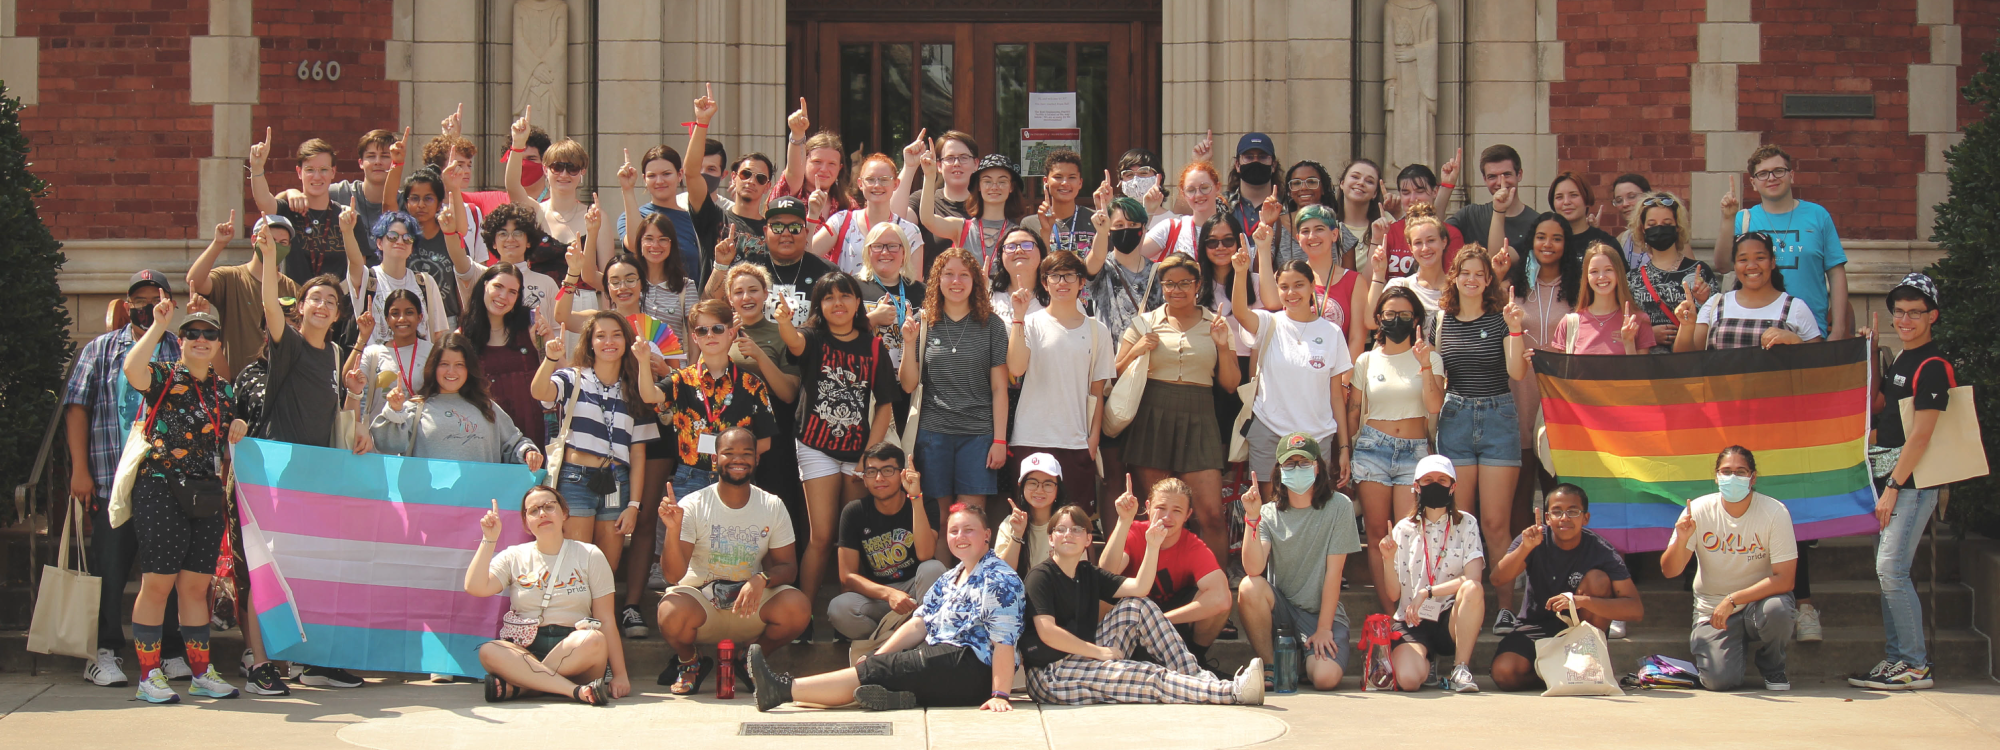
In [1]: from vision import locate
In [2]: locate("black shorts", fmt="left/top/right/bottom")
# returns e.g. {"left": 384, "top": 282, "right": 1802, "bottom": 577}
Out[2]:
{"left": 856, "top": 643, "right": 991, "bottom": 707}
{"left": 1496, "top": 628, "right": 1552, "bottom": 663}
{"left": 1392, "top": 609, "right": 1456, "bottom": 658}
{"left": 133, "top": 473, "right": 229, "bottom": 577}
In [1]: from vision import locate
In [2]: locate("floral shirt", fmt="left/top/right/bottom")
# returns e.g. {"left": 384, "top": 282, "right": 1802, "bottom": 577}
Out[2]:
{"left": 915, "top": 551, "right": 1025, "bottom": 665}
{"left": 1390, "top": 510, "right": 1485, "bottom": 613}
{"left": 138, "top": 362, "right": 236, "bottom": 480}
{"left": 664, "top": 361, "right": 777, "bottom": 471}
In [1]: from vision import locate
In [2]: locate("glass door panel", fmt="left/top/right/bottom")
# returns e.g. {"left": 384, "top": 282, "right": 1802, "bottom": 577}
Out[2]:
{"left": 835, "top": 40, "right": 954, "bottom": 157}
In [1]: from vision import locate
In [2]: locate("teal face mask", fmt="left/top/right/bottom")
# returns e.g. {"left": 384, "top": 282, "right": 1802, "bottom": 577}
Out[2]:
{"left": 1280, "top": 465, "right": 1316, "bottom": 494}
{"left": 1716, "top": 473, "right": 1752, "bottom": 502}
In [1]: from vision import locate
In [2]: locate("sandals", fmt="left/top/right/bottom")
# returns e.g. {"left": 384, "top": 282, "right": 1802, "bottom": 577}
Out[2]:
{"left": 662, "top": 655, "right": 714, "bottom": 696}
{"left": 1263, "top": 663, "right": 1278, "bottom": 692}
{"left": 572, "top": 678, "right": 610, "bottom": 706}
{"left": 484, "top": 674, "right": 523, "bottom": 703}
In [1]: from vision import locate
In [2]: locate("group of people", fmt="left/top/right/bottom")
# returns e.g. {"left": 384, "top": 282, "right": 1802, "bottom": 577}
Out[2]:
{"left": 61, "top": 83, "right": 1958, "bottom": 709}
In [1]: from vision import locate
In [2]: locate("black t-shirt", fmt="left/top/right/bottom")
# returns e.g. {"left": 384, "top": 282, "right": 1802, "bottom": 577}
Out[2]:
{"left": 1876, "top": 341, "right": 1953, "bottom": 450}
{"left": 407, "top": 231, "right": 463, "bottom": 325}
{"left": 693, "top": 200, "right": 769, "bottom": 288}
{"left": 1508, "top": 527, "right": 1630, "bottom": 630}
{"left": 1566, "top": 226, "right": 1619, "bottom": 266}
{"left": 259, "top": 325, "right": 341, "bottom": 447}
{"left": 278, "top": 204, "right": 371, "bottom": 284}
{"left": 752, "top": 251, "right": 835, "bottom": 329}
{"left": 1021, "top": 558, "right": 1127, "bottom": 668}
{"left": 838, "top": 496, "right": 922, "bottom": 586}
{"left": 908, "top": 189, "right": 969, "bottom": 275}
{"left": 1447, "top": 202, "right": 1540, "bottom": 258}
{"left": 795, "top": 330, "right": 900, "bottom": 460}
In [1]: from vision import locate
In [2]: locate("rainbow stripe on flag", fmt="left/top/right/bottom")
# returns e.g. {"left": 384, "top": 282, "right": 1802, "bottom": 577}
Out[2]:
{"left": 1533, "top": 339, "right": 1877, "bottom": 552}
{"left": 233, "top": 438, "right": 536, "bottom": 678}
{"left": 628, "top": 313, "right": 685, "bottom": 360}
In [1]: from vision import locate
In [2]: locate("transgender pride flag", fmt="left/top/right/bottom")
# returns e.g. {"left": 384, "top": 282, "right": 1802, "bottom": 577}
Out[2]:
{"left": 232, "top": 438, "right": 537, "bottom": 678}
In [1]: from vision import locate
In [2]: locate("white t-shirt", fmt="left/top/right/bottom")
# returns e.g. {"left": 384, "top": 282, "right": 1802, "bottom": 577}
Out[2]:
{"left": 1694, "top": 291, "right": 1823, "bottom": 341}
{"left": 1685, "top": 492, "right": 1799, "bottom": 624}
{"left": 1142, "top": 214, "right": 1201, "bottom": 259}
{"left": 1390, "top": 511, "right": 1484, "bottom": 612}
{"left": 459, "top": 259, "right": 559, "bottom": 329}
{"left": 676, "top": 484, "right": 798, "bottom": 586}
{"left": 357, "top": 339, "right": 434, "bottom": 422}
{"left": 488, "top": 539, "right": 615, "bottom": 629}
{"left": 1209, "top": 277, "right": 1258, "bottom": 356}
{"left": 1249, "top": 309, "right": 1352, "bottom": 441}
{"left": 347, "top": 265, "right": 452, "bottom": 348}
{"left": 824, "top": 209, "right": 923, "bottom": 277}
{"left": 1011, "top": 310, "right": 1114, "bottom": 450}
{"left": 1384, "top": 275, "right": 1445, "bottom": 317}
{"left": 991, "top": 293, "right": 1045, "bottom": 325}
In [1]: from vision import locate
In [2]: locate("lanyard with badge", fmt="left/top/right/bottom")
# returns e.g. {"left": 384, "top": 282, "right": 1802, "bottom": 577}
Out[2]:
{"left": 1417, "top": 514, "right": 1453, "bottom": 621}
{"left": 694, "top": 364, "right": 737, "bottom": 456}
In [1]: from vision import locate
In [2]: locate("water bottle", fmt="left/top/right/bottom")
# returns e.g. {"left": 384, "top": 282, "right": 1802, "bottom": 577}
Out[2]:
{"left": 1273, "top": 630, "right": 1301, "bottom": 694}
{"left": 716, "top": 639, "right": 737, "bottom": 699}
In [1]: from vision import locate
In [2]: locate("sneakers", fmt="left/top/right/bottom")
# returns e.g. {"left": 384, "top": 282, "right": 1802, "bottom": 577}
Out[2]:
{"left": 647, "top": 562, "right": 669, "bottom": 591}
{"left": 1794, "top": 603, "right": 1823, "bottom": 642}
{"left": 1860, "top": 661, "right": 1933, "bottom": 690}
{"left": 1491, "top": 609, "right": 1519, "bottom": 635}
{"left": 244, "top": 662, "right": 291, "bottom": 696}
{"left": 85, "top": 649, "right": 128, "bottom": 687}
{"left": 618, "top": 603, "right": 649, "bottom": 639}
{"left": 161, "top": 656, "right": 193, "bottom": 681}
{"left": 239, "top": 651, "right": 256, "bottom": 679}
{"left": 853, "top": 684, "right": 919, "bottom": 711}
{"left": 297, "top": 666, "right": 364, "bottom": 688}
{"left": 1847, "top": 660, "right": 1893, "bottom": 688}
{"left": 1607, "top": 620, "right": 1628, "bottom": 639}
{"left": 1447, "top": 663, "right": 1479, "bottom": 693}
{"left": 430, "top": 674, "right": 456, "bottom": 683}
{"left": 748, "top": 644, "right": 792, "bottom": 712}
{"left": 1764, "top": 673, "right": 1791, "bottom": 691}
{"left": 1234, "top": 657, "right": 1265, "bottom": 705}
{"left": 189, "top": 666, "right": 241, "bottom": 699}
{"left": 135, "top": 669, "right": 180, "bottom": 704}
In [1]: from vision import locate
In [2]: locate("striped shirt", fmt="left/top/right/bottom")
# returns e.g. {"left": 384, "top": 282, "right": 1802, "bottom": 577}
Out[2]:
{"left": 62, "top": 326, "right": 181, "bottom": 498}
{"left": 548, "top": 367, "right": 659, "bottom": 465}
{"left": 1436, "top": 312, "right": 1512, "bottom": 398}
{"left": 918, "top": 310, "right": 1010, "bottom": 436}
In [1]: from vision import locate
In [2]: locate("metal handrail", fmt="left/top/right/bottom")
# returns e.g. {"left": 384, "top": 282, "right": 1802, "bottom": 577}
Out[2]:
{"left": 12, "top": 358, "right": 74, "bottom": 525}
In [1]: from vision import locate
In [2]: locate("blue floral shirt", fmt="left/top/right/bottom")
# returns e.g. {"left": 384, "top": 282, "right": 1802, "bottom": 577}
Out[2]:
{"left": 916, "top": 551, "right": 1025, "bottom": 665}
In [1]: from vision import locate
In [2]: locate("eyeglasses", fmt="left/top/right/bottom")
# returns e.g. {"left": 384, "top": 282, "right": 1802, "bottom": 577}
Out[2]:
{"left": 496, "top": 229, "right": 529, "bottom": 241}
{"left": 941, "top": 155, "right": 977, "bottom": 166}
{"left": 1640, "top": 195, "right": 1680, "bottom": 209}
{"left": 861, "top": 467, "right": 903, "bottom": 479}
{"left": 1161, "top": 279, "right": 1199, "bottom": 291}
{"left": 1044, "top": 272, "right": 1081, "bottom": 285}
{"left": 1889, "top": 309, "right": 1933, "bottom": 320}
{"left": 546, "top": 163, "right": 584, "bottom": 175}
{"left": 693, "top": 324, "right": 731, "bottom": 337}
{"left": 524, "top": 502, "right": 565, "bottom": 517}
{"left": 859, "top": 177, "right": 896, "bottom": 187}
{"left": 1378, "top": 311, "right": 1415, "bottom": 322}
{"left": 381, "top": 231, "right": 414, "bottom": 245}
{"left": 1021, "top": 478, "right": 1061, "bottom": 493}
{"left": 180, "top": 327, "right": 222, "bottom": 341}
{"left": 768, "top": 222, "right": 806, "bottom": 235}
{"left": 606, "top": 275, "right": 642, "bottom": 288}
{"left": 867, "top": 242, "right": 905, "bottom": 253}
{"left": 1717, "top": 468, "right": 1754, "bottom": 477}
{"left": 1751, "top": 167, "right": 1793, "bottom": 182}
{"left": 1003, "top": 241, "right": 1038, "bottom": 253}
{"left": 736, "top": 170, "right": 771, "bottom": 185}
{"left": 1544, "top": 508, "right": 1585, "bottom": 520}
{"left": 1119, "top": 167, "right": 1159, "bottom": 180}
{"left": 1202, "top": 236, "right": 1240, "bottom": 250}
{"left": 1287, "top": 177, "right": 1322, "bottom": 189}
{"left": 1051, "top": 525, "right": 1091, "bottom": 537}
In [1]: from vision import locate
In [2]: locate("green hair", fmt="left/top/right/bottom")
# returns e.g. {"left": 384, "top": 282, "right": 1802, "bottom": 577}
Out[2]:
{"left": 1111, "top": 196, "right": 1148, "bottom": 225}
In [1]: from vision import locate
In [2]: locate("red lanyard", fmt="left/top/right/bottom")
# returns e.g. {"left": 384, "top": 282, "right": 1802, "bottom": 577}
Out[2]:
{"left": 1419, "top": 513, "right": 1453, "bottom": 588}
{"left": 188, "top": 373, "right": 223, "bottom": 455}
{"left": 394, "top": 342, "right": 419, "bottom": 395}
{"left": 695, "top": 364, "right": 737, "bottom": 428}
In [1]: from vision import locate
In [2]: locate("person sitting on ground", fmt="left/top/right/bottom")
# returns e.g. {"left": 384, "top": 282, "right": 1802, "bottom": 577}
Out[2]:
{"left": 749, "top": 501, "right": 1024, "bottom": 712}
{"left": 464, "top": 486, "right": 631, "bottom": 705}
{"left": 1237, "top": 433, "right": 1363, "bottom": 691}
{"left": 1099, "top": 477, "right": 1234, "bottom": 674}
{"left": 830, "top": 443, "right": 947, "bottom": 642}
{"left": 1662, "top": 445, "right": 1799, "bottom": 691}
{"left": 654, "top": 427, "right": 811, "bottom": 694}
{"left": 1022, "top": 504, "right": 1264, "bottom": 705}
{"left": 1378, "top": 454, "right": 1486, "bottom": 692}
{"left": 1487, "top": 484, "right": 1644, "bottom": 692}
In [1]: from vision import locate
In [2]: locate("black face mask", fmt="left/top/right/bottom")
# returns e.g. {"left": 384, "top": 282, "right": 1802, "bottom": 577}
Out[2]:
{"left": 1644, "top": 224, "right": 1679, "bottom": 251}
{"left": 1238, "top": 161, "right": 1275, "bottom": 186}
{"left": 1109, "top": 228, "right": 1143, "bottom": 254}
{"left": 702, "top": 172, "right": 722, "bottom": 194}
{"left": 1380, "top": 316, "right": 1415, "bottom": 344}
{"left": 1419, "top": 482, "right": 1453, "bottom": 509}
{"left": 128, "top": 303, "right": 155, "bottom": 330}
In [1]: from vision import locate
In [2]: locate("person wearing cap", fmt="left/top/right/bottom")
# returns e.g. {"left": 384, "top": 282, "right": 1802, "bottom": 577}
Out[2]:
{"left": 918, "top": 149, "right": 1027, "bottom": 273}
{"left": 63, "top": 269, "right": 189, "bottom": 690}
{"left": 706, "top": 195, "right": 832, "bottom": 331}
{"left": 1377, "top": 454, "right": 1485, "bottom": 692}
{"left": 1021, "top": 504, "right": 1264, "bottom": 705}
{"left": 1238, "top": 432, "right": 1364, "bottom": 691}
{"left": 117, "top": 294, "right": 253, "bottom": 703}
{"left": 831, "top": 443, "right": 947, "bottom": 642}
{"left": 1847, "top": 273, "right": 1950, "bottom": 691}
{"left": 1222, "top": 132, "right": 1281, "bottom": 241}
{"left": 187, "top": 213, "right": 301, "bottom": 378}
{"left": 1486, "top": 483, "right": 1643, "bottom": 692}
{"left": 1100, "top": 477, "right": 1233, "bottom": 675}
{"left": 994, "top": 452, "right": 1069, "bottom": 572}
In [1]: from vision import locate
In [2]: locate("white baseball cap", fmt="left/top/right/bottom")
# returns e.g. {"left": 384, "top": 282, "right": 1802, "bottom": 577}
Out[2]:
{"left": 1018, "top": 452, "right": 1063, "bottom": 482}
{"left": 1414, "top": 454, "right": 1457, "bottom": 483}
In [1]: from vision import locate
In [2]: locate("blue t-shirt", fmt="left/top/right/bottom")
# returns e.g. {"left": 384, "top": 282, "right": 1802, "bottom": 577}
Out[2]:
{"left": 617, "top": 201, "right": 702, "bottom": 277}
{"left": 1734, "top": 200, "right": 1845, "bottom": 333}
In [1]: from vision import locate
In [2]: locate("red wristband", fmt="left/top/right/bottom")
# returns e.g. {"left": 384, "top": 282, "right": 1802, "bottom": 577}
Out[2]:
{"left": 1438, "top": 182, "right": 1455, "bottom": 190}
{"left": 992, "top": 439, "right": 1007, "bottom": 445}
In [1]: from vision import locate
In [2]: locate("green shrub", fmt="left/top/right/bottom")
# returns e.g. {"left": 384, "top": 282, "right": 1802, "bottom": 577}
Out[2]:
{"left": 1929, "top": 49, "right": 2000, "bottom": 538}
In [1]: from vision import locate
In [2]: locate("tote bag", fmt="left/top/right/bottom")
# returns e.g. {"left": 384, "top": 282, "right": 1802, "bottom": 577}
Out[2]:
{"left": 1228, "top": 314, "right": 1278, "bottom": 463}
{"left": 1533, "top": 597, "right": 1622, "bottom": 696}
{"left": 108, "top": 385, "right": 174, "bottom": 528}
{"left": 1102, "top": 268, "right": 1162, "bottom": 437}
{"left": 28, "top": 497, "right": 101, "bottom": 659}
{"left": 1898, "top": 358, "right": 1989, "bottom": 489}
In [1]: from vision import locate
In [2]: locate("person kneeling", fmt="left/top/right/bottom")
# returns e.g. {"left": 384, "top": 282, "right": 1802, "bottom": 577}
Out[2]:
{"left": 655, "top": 427, "right": 812, "bottom": 694}
{"left": 1025, "top": 505, "right": 1263, "bottom": 705}
{"left": 1662, "top": 446, "right": 1798, "bottom": 691}
{"left": 1237, "top": 433, "right": 1361, "bottom": 692}
{"left": 829, "top": 444, "right": 947, "bottom": 643}
{"left": 749, "top": 502, "right": 1023, "bottom": 712}
{"left": 1487, "top": 484, "right": 1643, "bottom": 692}
{"left": 1378, "top": 455, "right": 1486, "bottom": 692}
{"left": 465, "top": 487, "right": 631, "bottom": 705}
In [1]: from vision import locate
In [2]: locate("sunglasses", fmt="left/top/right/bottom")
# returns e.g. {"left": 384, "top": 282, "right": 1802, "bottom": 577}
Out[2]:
{"left": 1202, "top": 236, "right": 1240, "bottom": 250}
{"left": 381, "top": 231, "right": 414, "bottom": 245}
{"left": 736, "top": 170, "right": 771, "bottom": 185}
{"left": 1641, "top": 195, "right": 1680, "bottom": 209}
{"left": 692, "top": 324, "right": 731, "bottom": 337}
{"left": 180, "top": 327, "right": 222, "bottom": 341}
{"left": 546, "top": 163, "right": 584, "bottom": 175}
{"left": 768, "top": 222, "right": 806, "bottom": 235}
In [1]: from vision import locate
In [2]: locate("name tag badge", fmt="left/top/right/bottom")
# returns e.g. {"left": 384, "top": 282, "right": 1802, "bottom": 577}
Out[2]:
{"left": 1418, "top": 599, "right": 1445, "bottom": 622}
{"left": 698, "top": 433, "right": 718, "bottom": 455}
{"left": 604, "top": 492, "right": 621, "bottom": 509}
{"left": 1893, "top": 374, "right": 1908, "bottom": 387}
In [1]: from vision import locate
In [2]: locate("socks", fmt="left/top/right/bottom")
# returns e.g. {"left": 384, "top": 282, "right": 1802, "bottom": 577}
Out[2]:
{"left": 182, "top": 625, "right": 212, "bottom": 678}
{"left": 1188, "top": 640, "right": 1212, "bottom": 663}
{"left": 133, "top": 622, "right": 165, "bottom": 677}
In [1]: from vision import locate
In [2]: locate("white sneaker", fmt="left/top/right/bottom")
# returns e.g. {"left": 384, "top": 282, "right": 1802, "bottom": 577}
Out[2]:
{"left": 85, "top": 648, "right": 128, "bottom": 687}
{"left": 1765, "top": 676, "right": 1792, "bottom": 691}
{"left": 1234, "top": 657, "right": 1265, "bottom": 705}
{"left": 1795, "top": 604, "right": 1823, "bottom": 642}
{"left": 161, "top": 656, "right": 193, "bottom": 681}
{"left": 1447, "top": 663, "right": 1480, "bottom": 693}
{"left": 189, "top": 666, "right": 240, "bottom": 699}
{"left": 135, "top": 669, "right": 180, "bottom": 704}
{"left": 1608, "top": 620, "right": 1628, "bottom": 639}
{"left": 239, "top": 650, "right": 257, "bottom": 679}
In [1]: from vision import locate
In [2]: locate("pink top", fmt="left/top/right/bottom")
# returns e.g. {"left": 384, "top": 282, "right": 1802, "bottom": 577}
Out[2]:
{"left": 1551, "top": 307, "right": 1658, "bottom": 355}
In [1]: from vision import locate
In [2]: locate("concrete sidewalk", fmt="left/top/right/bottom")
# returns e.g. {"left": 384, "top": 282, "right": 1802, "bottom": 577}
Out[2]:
{"left": 4, "top": 673, "right": 2000, "bottom": 749}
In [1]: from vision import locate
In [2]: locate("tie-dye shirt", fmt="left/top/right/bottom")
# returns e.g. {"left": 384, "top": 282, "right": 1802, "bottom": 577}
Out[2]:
{"left": 916, "top": 551, "right": 1025, "bottom": 665}
{"left": 676, "top": 484, "right": 798, "bottom": 586}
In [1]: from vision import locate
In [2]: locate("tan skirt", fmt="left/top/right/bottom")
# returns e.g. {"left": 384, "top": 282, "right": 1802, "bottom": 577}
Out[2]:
{"left": 1121, "top": 381, "right": 1225, "bottom": 473}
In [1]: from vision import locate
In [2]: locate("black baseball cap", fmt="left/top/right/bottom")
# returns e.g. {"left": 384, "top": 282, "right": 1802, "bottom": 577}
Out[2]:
{"left": 766, "top": 196, "right": 809, "bottom": 221}
{"left": 129, "top": 269, "right": 173, "bottom": 296}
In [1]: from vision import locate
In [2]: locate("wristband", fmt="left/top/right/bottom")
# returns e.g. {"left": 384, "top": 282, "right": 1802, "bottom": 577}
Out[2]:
{"left": 1438, "top": 182, "right": 1455, "bottom": 190}
{"left": 1508, "top": 331, "right": 1523, "bottom": 337}
{"left": 391, "top": 162, "right": 404, "bottom": 168}
{"left": 545, "top": 355, "right": 561, "bottom": 363}
{"left": 993, "top": 439, "right": 1007, "bottom": 445}
{"left": 991, "top": 691, "right": 1010, "bottom": 699}
{"left": 508, "top": 147, "right": 526, "bottom": 153}
{"left": 712, "top": 261, "right": 731, "bottom": 271}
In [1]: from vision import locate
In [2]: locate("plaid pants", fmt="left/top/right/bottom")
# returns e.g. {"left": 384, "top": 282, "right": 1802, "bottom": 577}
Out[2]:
{"left": 1027, "top": 597, "right": 1239, "bottom": 705}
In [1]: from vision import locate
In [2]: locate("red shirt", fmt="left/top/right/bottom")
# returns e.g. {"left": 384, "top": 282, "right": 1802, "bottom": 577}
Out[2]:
{"left": 1119, "top": 520, "right": 1221, "bottom": 609}
{"left": 1383, "top": 219, "right": 1464, "bottom": 279}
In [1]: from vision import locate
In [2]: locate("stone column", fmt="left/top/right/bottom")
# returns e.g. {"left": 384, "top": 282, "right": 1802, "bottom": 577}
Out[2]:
{"left": 1463, "top": 0, "right": 1549, "bottom": 203}
{"left": 0, "top": 0, "right": 37, "bottom": 107}
{"left": 1912, "top": 0, "right": 1961, "bottom": 242}
{"left": 1161, "top": 0, "right": 1353, "bottom": 175}
{"left": 191, "top": 0, "right": 258, "bottom": 237}
{"left": 1690, "top": 0, "right": 1758, "bottom": 246}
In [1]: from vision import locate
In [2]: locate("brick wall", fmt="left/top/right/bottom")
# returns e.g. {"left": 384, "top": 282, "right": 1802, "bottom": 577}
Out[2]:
{"left": 247, "top": 1, "right": 397, "bottom": 219}
{"left": 21, "top": 0, "right": 206, "bottom": 241}
{"left": 1550, "top": 0, "right": 1703, "bottom": 209}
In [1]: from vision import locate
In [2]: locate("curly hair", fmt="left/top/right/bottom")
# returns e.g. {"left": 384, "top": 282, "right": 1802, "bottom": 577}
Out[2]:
{"left": 1440, "top": 244, "right": 1507, "bottom": 318}
{"left": 479, "top": 202, "right": 547, "bottom": 255}
{"left": 923, "top": 247, "right": 993, "bottom": 326}
{"left": 1281, "top": 160, "right": 1338, "bottom": 214}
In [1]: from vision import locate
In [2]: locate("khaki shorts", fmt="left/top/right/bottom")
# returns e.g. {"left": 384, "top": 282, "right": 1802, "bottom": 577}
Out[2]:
{"left": 666, "top": 583, "right": 798, "bottom": 644}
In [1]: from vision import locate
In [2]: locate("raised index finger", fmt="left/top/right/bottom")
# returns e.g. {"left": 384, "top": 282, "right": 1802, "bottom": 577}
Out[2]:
{"left": 491, "top": 498, "right": 499, "bottom": 514}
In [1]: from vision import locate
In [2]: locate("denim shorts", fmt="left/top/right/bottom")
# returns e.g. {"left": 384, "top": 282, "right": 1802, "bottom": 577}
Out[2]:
{"left": 1351, "top": 425, "right": 1430, "bottom": 486}
{"left": 556, "top": 462, "right": 631, "bottom": 521}
{"left": 914, "top": 429, "right": 998, "bottom": 497}
{"left": 669, "top": 463, "right": 716, "bottom": 504}
{"left": 1436, "top": 393, "right": 1522, "bottom": 468}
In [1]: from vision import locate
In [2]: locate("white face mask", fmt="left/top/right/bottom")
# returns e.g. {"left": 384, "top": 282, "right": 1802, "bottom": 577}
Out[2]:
{"left": 1121, "top": 175, "right": 1159, "bottom": 199}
